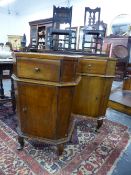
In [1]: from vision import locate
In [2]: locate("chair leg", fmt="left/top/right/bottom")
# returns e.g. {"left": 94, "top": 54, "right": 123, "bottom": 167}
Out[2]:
{"left": 69, "top": 33, "right": 72, "bottom": 50}
{"left": 49, "top": 35, "right": 53, "bottom": 49}
{"left": 100, "top": 39, "right": 103, "bottom": 54}
{"left": 82, "top": 33, "right": 85, "bottom": 51}
{"left": 0, "top": 69, "right": 4, "bottom": 99}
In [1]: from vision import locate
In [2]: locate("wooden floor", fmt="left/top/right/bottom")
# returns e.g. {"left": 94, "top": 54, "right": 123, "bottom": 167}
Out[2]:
{"left": 108, "top": 81, "right": 131, "bottom": 115}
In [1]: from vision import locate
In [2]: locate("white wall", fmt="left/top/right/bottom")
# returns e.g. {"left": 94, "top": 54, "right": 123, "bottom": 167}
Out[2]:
{"left": 0, "top": 8, "right": 53, "bottom": 45}
{"left": 1, "top": 0, "right": 131, "bottom": 45}
{"left": 0, "top": 13, "right": 24, "bottom": 44}
{"left": 20, "top": 10, "right": 53, "bottom": 46}
{"left": 71, "top": 0, "right": 131, "bottom": 34}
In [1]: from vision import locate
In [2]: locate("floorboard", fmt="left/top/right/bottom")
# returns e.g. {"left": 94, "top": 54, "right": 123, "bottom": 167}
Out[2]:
{"left": 108, "top": 81, "right": 131, "bottom": 115}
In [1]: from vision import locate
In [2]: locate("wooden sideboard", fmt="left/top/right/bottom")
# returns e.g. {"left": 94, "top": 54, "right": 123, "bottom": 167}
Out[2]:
{"left": 29, "top": 18, "right": 53, "bottom": 51}
{"left": 12, "top": 52, "right": 81, "bottom": 155}
{"left": 72, "top": 56, "right": 116, "bottom": 130}
{"left": 104, "top": 36, "right": 131, "bottom": 80}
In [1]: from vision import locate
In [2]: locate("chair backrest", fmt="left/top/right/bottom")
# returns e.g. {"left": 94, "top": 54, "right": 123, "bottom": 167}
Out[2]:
{"left": 95, "top": 20, "right": 107, "bottom": 36}
{"left": 52, "top": 5, "right": 72, "bottom": 28}
{"left": 84, "top": 7, "right": 101, "bottom": 29}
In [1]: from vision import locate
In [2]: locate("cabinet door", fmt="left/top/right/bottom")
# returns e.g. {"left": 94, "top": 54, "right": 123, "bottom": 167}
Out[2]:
{"left": 45, "top": 26, "right": 52, "bottom": 49}
{"left": 72, "top": 76, "right": 113, "bottom": 117}
{"left": 17, "top": 82, "right": 58, "bottom": 139}
{"left": 30, "top": 25, "right": 38, "bottom": 48}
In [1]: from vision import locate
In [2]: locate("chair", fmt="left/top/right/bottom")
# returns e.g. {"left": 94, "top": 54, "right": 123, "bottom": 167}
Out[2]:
{"left": 95, "top": 20, "right": 107, "bottom": 52}
{"left": 49, "top": 5, "right": 72, "bottom": 50}
{"left": 112, "top": 45, "right": 129, "bottom": 80}
{"left": 82, "top": 7, "right": 106, "bottom": 53}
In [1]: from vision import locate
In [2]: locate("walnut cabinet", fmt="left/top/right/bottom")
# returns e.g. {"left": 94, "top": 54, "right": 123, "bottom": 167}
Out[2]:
{"left": 72, "top": 56, "right": 116, "bottom": 130}
{"left": 12, "top": 52, "right": 81, "bottom": 155}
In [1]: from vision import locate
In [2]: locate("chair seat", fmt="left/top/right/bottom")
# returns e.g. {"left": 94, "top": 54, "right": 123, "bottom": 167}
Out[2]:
{"left": 51, "top": 29, "right": 71, "bottom": 35}
{"left": 83, "top": 29, "right": 104, "bottom": 36}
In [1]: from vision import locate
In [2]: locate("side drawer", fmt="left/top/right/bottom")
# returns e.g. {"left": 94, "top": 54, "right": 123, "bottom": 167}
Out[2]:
{"left": 16, "top": 57, "right": 60, "bottom": 82}
{"left": 79, "top": 59, "right": 107, "bottom": 75}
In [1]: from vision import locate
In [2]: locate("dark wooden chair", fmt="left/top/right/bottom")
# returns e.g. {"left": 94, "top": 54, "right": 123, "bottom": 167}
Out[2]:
{"left": 94, "top": 21, "right": 107, "bottom": 53}
{"left": 49, "top": 6, "right": 72, "bottom": 50}
{"left": 112, "top": 45, "right": 129, "bottom": 80}
{"left": 82, "top": 7, "right": 106, "bottom": 53}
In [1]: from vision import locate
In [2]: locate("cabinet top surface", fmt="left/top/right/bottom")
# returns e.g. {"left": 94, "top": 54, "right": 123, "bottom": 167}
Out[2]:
{"left": 15, "top": 52, "right": 82, "bottom": 60}
{"left": 29, "top": 18, "right": 53, "bottom": 25}
{"left": 14, "top": 52, "right": 116, "bottom": 61}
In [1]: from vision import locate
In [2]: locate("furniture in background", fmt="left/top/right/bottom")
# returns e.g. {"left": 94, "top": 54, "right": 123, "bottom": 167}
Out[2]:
{"left": 49, "top": 6, "right": 72, "bottom": 50}
{"left": 109, "top": 66, "right": 131, "bottom": 115}
{"left": 123, "top": 75, "right": 131, "bottom": 90}
{"left": 82, "top": 7, "right": 106, "bottom": 53}
{"left": 12, "top": 52, "right": 81, "bottom": 155}
{"left": 95, "top": 20, "right": 107, "bottom": 51}
{"left": 64, "top": 26, "right": 78, "bottom": 50}
{"left": 104, "top": 36, "right": 131, "bottom": 80}
{"left": 123, "top": 63, "right": 131, "bottom": 90}
{"left": 72, "top": 56, "right": 116, "bottom": 130}
{"left": 126, "top": 63, "right": 131, "bottom": 75}
{"left": 0, "top": 61, "right": 15, "bottom": 112}
{"left": 29, "top": 18, "right": 53, "bottom": 51}
{"left": 106, "top": 38, "right": 131, "bottom": 115}
{"left": 8, "top": 35, "right": 22, "bottom": 51}
{"left": 77, "top": 26, "right": 85, "bottom": 50}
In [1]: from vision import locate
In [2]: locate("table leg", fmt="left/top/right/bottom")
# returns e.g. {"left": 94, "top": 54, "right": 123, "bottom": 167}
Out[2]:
{"left": 0, "top": 69, "right": 4, "bottom": 99}
{"left": 10, "top": 70, "right": 16, "bottom": 112}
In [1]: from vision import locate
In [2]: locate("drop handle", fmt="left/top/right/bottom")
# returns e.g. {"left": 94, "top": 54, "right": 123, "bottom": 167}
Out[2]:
{"left": 87, "top": 64, "right": 92, "bottom": 68}
{"left": 34, "top": 67, "right": 40, "bottom": 72}
{"left": 22, "top": 107, "right": 27, "bottom": 112}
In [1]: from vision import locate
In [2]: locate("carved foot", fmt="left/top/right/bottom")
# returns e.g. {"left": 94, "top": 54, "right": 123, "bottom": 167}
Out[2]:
{"left": 95, "top": 116, "right": 105, "bottom": 132}
{"left": 17, "top": 136, "right": 24, "bottom": 150}
{"left": 57, "top": 144, "right": 64, "bottom": 156}
{"left": 70, "top": 132, "right": 74, "bottom": 143}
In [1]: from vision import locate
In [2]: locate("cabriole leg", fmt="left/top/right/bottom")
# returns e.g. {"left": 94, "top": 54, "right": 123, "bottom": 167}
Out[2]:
{"left": 17, "top": 135, "right": 24, "bottom": 150}
{"left": 57, "top": 143, "right": 64, "bottom": 156}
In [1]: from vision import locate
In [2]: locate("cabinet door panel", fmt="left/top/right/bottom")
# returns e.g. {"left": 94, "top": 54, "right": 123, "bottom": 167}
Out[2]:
{"left": 56, "top": 87, "right": 74, "bottom": 139}
{"left": 72, "top": 76, "right": 113, "bottom": 117}
{"left": 30, "top": 25, "right": 37, "bottom": 48}
{"left": 17, "top": 82, "right": 58, "bottom": 139}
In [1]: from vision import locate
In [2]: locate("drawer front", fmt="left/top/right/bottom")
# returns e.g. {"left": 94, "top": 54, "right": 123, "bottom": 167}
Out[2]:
{"left": 17, "top": 58, "right": 60, "bottom": 82}
{"left": 79, "top": 59, "right": 107, "bottom": 75}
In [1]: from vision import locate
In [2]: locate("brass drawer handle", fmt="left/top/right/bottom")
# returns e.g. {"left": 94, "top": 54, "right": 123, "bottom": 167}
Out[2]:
{"left": 87, "top": 64, "right": 92, "bottom": 69}
{"left": 22, "top": 107, "right": 27, "bottom": 112}
{"left": 34, "top": 67, "right": 40, "bottom": 72}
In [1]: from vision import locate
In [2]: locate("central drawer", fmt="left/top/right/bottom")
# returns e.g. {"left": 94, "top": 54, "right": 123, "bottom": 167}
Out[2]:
{"left": 79, "top": 59, "right": 107, "bottom": 74}
{"left": 17, "top": 57, "right": 60, "bottom": 82}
